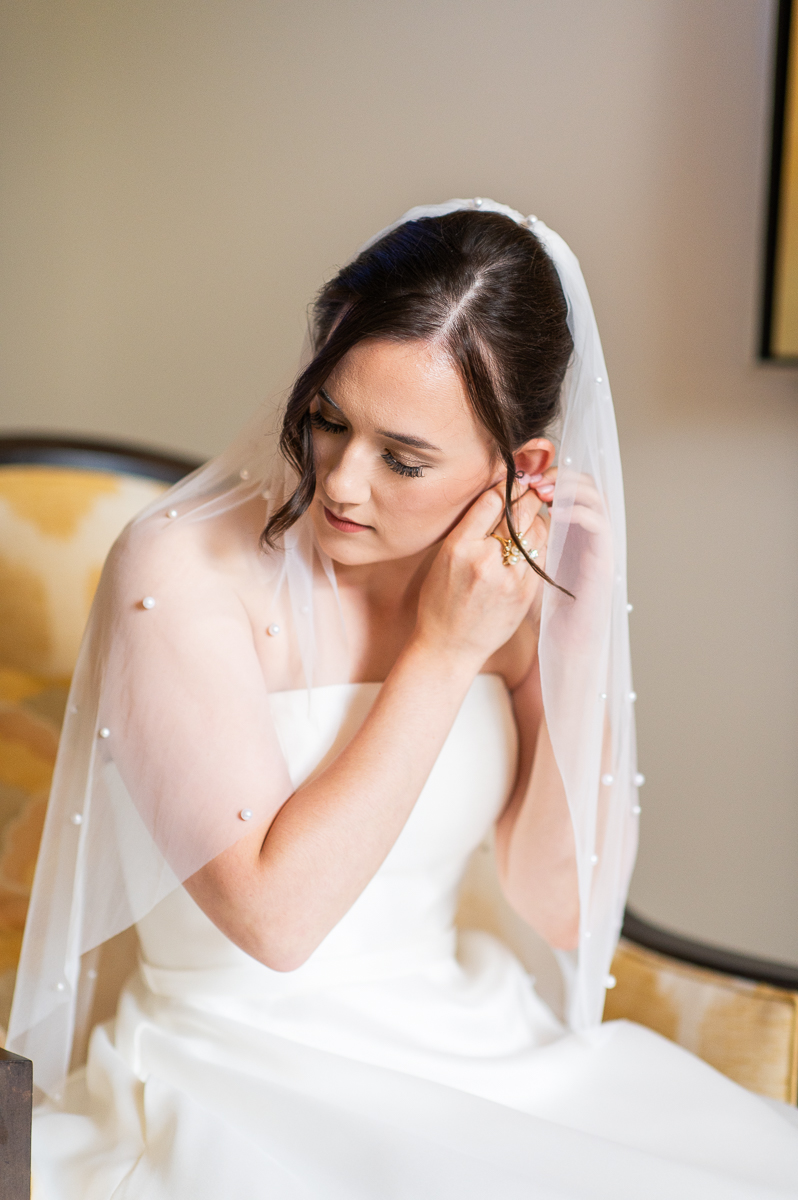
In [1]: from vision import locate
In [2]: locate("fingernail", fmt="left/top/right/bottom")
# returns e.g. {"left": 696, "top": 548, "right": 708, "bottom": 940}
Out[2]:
{"left": 527, "top": 473, "right": 543, "bottom": 484}
{"left": 538, "top": 484, "right": 555, "bottom": 495}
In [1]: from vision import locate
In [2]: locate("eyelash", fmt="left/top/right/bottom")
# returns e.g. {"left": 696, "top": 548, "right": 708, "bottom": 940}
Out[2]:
{"left": 310, "top": 409, "right": 426, "bottom": 479}
{"left": 310, "top": 410, "right": 347, "bottom": 435}
{"left": 381, "top": 450, "right": 424, "bottom": 478}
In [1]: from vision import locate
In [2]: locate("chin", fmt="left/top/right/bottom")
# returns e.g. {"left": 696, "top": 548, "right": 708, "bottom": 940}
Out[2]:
{"left": 321, "top": 540, "right": 383, "bottom": 567}
{"left": 312, "top": 522, "right": 418, "bottom": 569}
{"left": 309, "top": 512, "right": 379, "bottom": 566}
{"left": 309, "top": 500, "right": 440, "bottom": 567}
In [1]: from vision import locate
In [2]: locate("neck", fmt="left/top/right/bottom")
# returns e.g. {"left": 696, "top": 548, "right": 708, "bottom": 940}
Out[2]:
{"left": 333, "top": 543, "right": 438, "bottom": 613}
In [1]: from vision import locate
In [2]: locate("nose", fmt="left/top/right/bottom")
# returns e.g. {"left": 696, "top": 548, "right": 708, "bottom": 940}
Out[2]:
{"left": 319, "top": 438, "right": 372, "bottom": 508}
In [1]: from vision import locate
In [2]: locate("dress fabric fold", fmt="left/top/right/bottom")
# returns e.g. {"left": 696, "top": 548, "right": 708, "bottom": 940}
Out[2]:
{"left": 31, "top": 680, "right": 798, "bottom": 1198}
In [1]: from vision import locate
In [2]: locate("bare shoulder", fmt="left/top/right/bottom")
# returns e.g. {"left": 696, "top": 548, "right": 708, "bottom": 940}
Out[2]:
{"left": 106, "top": 495, "right": 275, "bottom": 590}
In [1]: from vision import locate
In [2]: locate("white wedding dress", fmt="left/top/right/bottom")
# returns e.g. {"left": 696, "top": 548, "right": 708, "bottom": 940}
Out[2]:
{"left": 32, "top": 676, "right": 798, "bottom": 1198}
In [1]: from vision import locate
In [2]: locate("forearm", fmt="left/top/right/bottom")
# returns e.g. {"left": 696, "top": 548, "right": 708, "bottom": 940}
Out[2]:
{"left": 187, "top": 638, "right": 477, "bottom": 969}
{"left": 495, "top": 718, "right": 579, "bottom": 951}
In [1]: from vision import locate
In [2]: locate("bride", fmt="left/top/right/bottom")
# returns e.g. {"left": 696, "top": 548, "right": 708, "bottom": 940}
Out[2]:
{"left": 11, "top": 200, "right": 798, "bottom": 1198}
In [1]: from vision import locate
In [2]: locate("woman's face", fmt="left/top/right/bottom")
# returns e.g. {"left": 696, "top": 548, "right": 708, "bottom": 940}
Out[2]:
{"left": 308, "top": 338, "right": 499, "bottom": 568}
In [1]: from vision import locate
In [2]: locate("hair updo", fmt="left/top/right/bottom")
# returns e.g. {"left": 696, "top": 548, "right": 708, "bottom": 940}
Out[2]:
{"left": 263, "top": 209, "right": 573, "bottom": 587}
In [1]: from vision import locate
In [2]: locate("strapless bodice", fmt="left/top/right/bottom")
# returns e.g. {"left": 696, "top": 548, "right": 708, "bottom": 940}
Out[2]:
{"left": 136, "top": 675, "right": 518, "bottom": 989}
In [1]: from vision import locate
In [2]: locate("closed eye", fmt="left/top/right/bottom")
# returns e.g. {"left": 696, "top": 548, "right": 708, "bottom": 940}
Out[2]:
{"left": 310, "top": 410, "right": 347, "bottom": 435}
{"left": 381, "top": 449, "right": 425, "bottom": 478}
{"left": 313, "top": 388, "right": 428, "bottom": 477}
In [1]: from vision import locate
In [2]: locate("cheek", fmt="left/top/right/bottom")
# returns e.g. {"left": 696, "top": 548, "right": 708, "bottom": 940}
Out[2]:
{"left": 312, "top": 434, "right": 333, "bottom": 473}
{"left": 379, "top": 469, "right": 493, "bottom": 546}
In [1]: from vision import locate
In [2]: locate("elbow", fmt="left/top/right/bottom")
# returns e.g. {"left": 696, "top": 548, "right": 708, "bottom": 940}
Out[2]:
{"left": 185, "top": 869, "right": 328, "bottom": 971}
{"left": 251, "top": 925, "right": 324, "bottom": 973}
{"left": 499, "top": 871, "right": 580, "bottom": 953}
{"left": 257, "top": 945, "right": 314, "bottom": 973}
{"left": 540, "top": 914, "right": 580, "bottom": 952}
{"left": 513, "top": 898, "right": 580, "bottom": 953}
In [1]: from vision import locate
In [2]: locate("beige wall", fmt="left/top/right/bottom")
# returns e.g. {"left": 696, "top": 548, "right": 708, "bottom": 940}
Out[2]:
{"left": 2, "top": 0, "right": 797, "bottom": 962}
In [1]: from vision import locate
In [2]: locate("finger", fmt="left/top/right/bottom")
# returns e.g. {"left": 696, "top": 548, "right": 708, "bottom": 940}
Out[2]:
{"left": 503, "top": 475, "right": 537, "bottom": 508}
{"left": 486, "top": 477, "right": 536, "bottom": 536}
{"left": 508, "top": 475, "right": 529, "bottom": 504}
{"left": 491, "top": 493, "right": 548, "bottom": 548}
{"left": 563, "top": 503, "right": 607, "bottom": 535}
{"left": 550, "top": 470, "right": 602, "bottom": 503}
{"left": 504, "top": 512, "right": 549, "bottom": 564}
{"left": 536, "top": 463, "right": 558, "bottom": 482}
{"left": 509, "top": 489, "right": 547, "bottom": 534}
{"left": 456, "top": 485, "right": 506, "bottom": 539}
{"left": 503, "top": 471, "right": 556, "bottom": 513}
{"left": 526, "top": 507, "right": 550, "bottom": 542}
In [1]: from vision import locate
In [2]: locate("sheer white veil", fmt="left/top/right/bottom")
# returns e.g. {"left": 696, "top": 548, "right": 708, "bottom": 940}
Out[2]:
{"left": 9, "top": 198, "right": 639, "bottom": 1096}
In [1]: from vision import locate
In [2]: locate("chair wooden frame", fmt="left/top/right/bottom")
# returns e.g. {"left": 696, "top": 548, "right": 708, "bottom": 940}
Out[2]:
{"left": 0, "top": 432, "right": 203, "bottom": 483}
{"left": 622, "top": 908, "right": 798, "bottom": 993}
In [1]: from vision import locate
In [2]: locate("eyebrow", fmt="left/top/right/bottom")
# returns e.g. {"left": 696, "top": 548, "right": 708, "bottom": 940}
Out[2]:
{"left": 318, "top": 388, "right": 442, "bottom": 454}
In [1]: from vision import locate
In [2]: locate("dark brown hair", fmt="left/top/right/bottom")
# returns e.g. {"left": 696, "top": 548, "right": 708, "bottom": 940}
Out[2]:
{"left": 263, "top": 209, "right": 573, "bottom": 588}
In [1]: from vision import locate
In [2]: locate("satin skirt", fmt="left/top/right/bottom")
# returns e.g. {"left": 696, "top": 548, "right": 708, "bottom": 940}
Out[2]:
{"left": 32, "top": 930, "right": 798, "bottom": 1200}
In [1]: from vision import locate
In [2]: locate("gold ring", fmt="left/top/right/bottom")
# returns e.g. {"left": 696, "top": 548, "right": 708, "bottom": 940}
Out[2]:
{"left": 490, "top": 532, "right": 539, "bottom": 567}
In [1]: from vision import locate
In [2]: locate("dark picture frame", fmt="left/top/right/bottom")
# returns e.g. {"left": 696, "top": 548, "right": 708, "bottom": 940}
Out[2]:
{"left": 762, "top": 0, "right": 798, "bottom": 360}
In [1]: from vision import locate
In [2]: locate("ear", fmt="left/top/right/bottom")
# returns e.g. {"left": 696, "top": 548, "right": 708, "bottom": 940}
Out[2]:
{"left": 513, "top": 438, "right": 556, "bottom": 484}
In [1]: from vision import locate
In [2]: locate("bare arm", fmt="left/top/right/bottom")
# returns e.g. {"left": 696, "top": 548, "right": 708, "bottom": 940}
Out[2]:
{"left": 494, "top": 656, "right": 579, "bottom": 951}
{"left": 187, "top": 640, "right": 475, "bottom": 969}
{"left": 494, "top": 464, "right": 616, "bottom": 951}
{"left": 186, "top": 484, "right": 546, "bottom": 970}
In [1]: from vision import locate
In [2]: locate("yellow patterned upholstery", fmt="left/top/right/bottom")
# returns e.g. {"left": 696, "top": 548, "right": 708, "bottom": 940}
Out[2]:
{"left": 604, "top": 939, "right": 798, "bottom": 1103}
{"left": 0, "top": 464, "right": 170, "bottom": 1031}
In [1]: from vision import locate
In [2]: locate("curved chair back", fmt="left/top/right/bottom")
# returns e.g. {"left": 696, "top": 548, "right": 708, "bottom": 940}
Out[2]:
{"left": 605, "top": 910, "right": 798, "bottom": 1104}
{"left": 0, "top": 435, "right": 201, "bottom": 1033}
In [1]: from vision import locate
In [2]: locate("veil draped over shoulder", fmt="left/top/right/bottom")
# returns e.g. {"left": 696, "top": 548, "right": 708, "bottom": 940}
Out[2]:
{"left": 8, "top": 199, "right": 640, "bottom": 1098}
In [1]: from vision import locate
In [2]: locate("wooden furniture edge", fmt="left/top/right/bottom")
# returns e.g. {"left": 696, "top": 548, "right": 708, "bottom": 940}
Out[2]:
{"left": 622, "top": 908, "right": 798, "bottom": 991}
{"left": 0, "top": 432, "right": 204, "bottom": 483}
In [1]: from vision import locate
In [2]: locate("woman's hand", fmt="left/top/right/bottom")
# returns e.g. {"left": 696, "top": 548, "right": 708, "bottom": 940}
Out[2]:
{"left": 543, "top": 465, "right": 614, "bottom": 655}
{"left": 413, "top": 477, "right": 550, "bottom": 670}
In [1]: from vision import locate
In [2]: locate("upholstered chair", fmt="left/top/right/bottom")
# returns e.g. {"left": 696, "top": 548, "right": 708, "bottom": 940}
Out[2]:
{"left": 605, "top": 913, "right": 798, "bottom": 1104}
{"left": 0, "top": 436, "right": 201, "bottom": 1037}
{"left": 0, "top": 435, "right": 201, "bottom": 1198}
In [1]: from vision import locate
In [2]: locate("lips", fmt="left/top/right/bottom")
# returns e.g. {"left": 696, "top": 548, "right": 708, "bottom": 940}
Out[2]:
{"left": 322, "top": 505, "right": 371, "bottom": 533}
